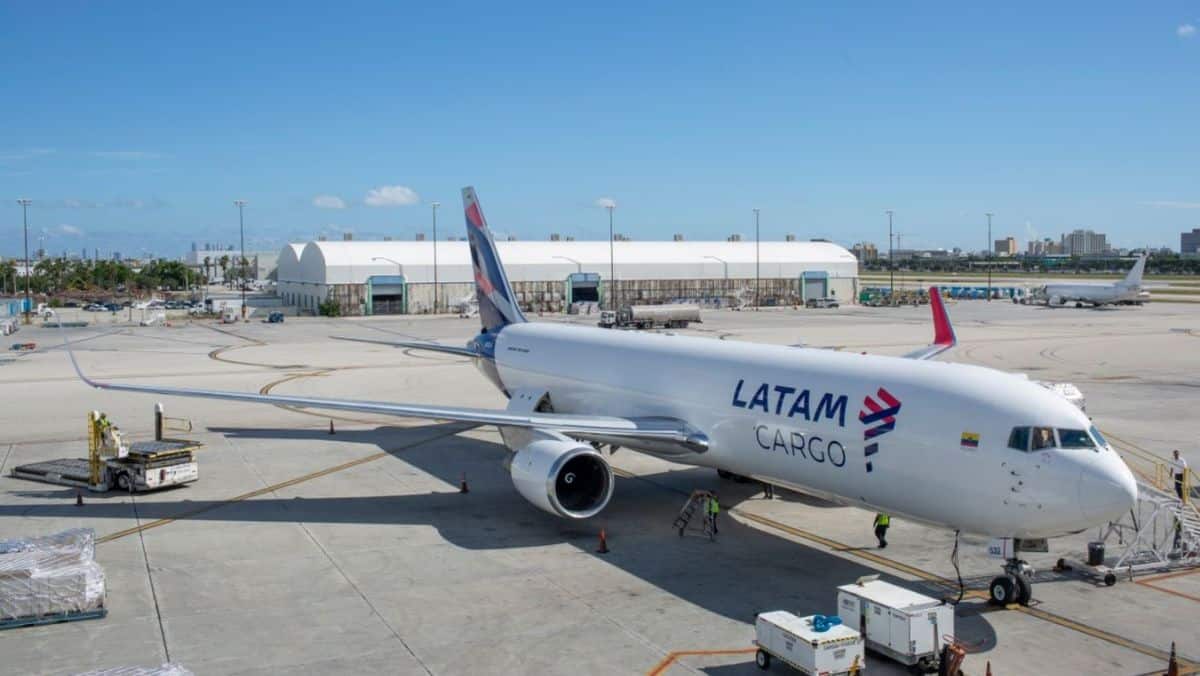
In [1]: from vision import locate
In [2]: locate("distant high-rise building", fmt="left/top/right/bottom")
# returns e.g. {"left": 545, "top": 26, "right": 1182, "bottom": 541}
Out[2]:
{"left": 1182, "top": 228, "right": 1200, "bottom": 255}
{"left": 994, "top": 237, "right": 1017, "bottom": 256}
{"left": 727, "top": 234, "right": 742, "bottom": 242}
{"left": 1060, "top": 229, "right": 1108, "bottom": 256}
{"left": 785, "top": 234, "right": 796, "bottom": 242}
{"left": 113, "top": 252, "right": 122, "bottom": 261}
{"left": 851, "top": 242, "right": 878, "bottom": 262}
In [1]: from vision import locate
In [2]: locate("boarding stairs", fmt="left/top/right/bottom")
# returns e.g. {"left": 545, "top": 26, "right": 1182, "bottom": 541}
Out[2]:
{"left": 674, "top": 490, "right": 715, "bottom": 540}
{"left": 1090, "top": 441, "right": 1199, "bottom": 574}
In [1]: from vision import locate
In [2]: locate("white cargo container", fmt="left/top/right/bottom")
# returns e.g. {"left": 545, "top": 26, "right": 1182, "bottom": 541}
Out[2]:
{"left": 836, "top": 578, "right": 954, "bottom": 672}
{"left": 754, "top": 611, "right": 864, "bottom": 675}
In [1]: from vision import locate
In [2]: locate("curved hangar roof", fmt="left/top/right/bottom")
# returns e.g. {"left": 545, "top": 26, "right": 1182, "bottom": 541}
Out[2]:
{"left": 286, "top": 240, "right": 858, "bottom": 285}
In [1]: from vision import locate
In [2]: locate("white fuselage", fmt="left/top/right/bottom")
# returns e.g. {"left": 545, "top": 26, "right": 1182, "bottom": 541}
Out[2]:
{"left": 484, "top": 322, "right": 1136, "bottom": 539}
{"left": 1041, "top": 281, "right": 1140, "bottom": 306}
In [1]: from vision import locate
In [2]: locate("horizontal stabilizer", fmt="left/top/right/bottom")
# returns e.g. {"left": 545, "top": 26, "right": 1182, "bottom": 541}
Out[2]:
{"left": 330, "top": 335, "right": 478, "bottom": 358}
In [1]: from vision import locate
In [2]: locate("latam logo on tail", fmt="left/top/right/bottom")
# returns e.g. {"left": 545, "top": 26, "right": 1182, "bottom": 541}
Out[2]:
{"left": 860, "top": 387, "right": 901, "bottom": 473}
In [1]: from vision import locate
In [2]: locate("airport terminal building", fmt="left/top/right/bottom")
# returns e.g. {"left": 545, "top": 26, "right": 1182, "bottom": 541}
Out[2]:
{"left": 277, "top": 240, "right": 859, "bottom": 315}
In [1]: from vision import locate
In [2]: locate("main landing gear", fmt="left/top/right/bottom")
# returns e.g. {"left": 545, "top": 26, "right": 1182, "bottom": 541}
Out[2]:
{"left": 989, "top": 558, "right": 1034, "bottom": 606}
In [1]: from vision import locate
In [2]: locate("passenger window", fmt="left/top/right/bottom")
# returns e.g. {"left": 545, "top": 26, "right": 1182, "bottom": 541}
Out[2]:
{"left": 1058, "top": 429, "right": 1095, "bottom": 449}
{"left": 1031, "top": 427, "right": 1056, "bottom": 450}
{"left": 1008, "top": 427, "right": 1030, "bottom": 452}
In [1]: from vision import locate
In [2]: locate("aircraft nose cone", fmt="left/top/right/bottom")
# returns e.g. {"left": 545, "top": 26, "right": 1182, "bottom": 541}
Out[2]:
{"left": 1078, "top": 461, "right": 1138, "bottom": 524}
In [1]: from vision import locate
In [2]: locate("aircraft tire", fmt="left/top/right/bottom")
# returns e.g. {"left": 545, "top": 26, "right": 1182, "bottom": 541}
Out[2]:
{"left": 1014, "top": 573, "right": 1032, "bottom": 605}
{"left": 988, "top": 575, "right": 1015, "bottom": 605}
{"left": 1075, "top": 302, "right": 1083, "bottom": 308}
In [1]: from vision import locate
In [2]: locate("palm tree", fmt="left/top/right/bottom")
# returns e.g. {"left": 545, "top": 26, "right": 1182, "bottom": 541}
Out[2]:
{"left": 203, "top": 256, "right": 212, "bottom": 286}
{"left": 218, "top": 255, "right": 230, "bottom": 288}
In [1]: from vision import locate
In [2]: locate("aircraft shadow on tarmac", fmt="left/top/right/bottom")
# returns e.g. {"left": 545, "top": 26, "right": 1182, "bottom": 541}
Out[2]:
{"left": 2, "top": 422, "right": 998, "bottom": 652}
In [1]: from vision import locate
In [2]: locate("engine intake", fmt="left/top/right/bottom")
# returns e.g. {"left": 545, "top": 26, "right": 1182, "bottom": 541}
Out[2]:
{"left": 510, "top": 439, "right": 614, "bottom": 519}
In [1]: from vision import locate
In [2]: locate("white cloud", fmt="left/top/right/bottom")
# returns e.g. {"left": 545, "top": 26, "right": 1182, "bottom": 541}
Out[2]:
{"left": 91, "top": 150, "right": 164, "bottom": 160}
{"left": 0, "top": 148, "right": 55, "bottom": 161}
{"left": 57, "top": 224, "right": 84, "bottom": 236}
{"left": 364, "top": 185, "right": 420, "bottom": 207}
{"left": 594, "top": 197, "right": 617, "bottom": 209}
{"left": 110, "top": 198, "right": 146, "bottom": 209}
{"left": 1179, "top": 23, "right": 1196, "bottom": 38}
{"left": 312, "top": 194, "right": 346, "bottom": 209}
{"left": 1141, "top": 200, "right": 1200, "bottom": 209}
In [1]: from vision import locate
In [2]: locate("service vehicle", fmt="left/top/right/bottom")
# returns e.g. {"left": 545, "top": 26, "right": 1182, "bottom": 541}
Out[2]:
{"left": 266, "top": 311, "right": 285, "bottom": 323}
{"left": 805, "top": 297, "right": 839, "bottom": 309}
{"left": 754, "top": 611, "right": 864, "bottom": 674}
{"left": 599, "top": 304, "right": 701, "bottom": 329}
{"left": 836, "top": 577, "right": 954, "bottom": 673}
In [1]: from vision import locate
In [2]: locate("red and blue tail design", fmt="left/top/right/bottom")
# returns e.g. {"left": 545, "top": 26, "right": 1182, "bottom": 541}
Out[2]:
{"left": 462, "top": 187, "right": 526, "bottom": 332}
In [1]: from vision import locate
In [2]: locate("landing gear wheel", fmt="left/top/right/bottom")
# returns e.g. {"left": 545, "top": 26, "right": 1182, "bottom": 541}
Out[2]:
{"left": 1075, "top": 302, "right": 1083, "bottom": 308}
{"left": 989, "top": 575, "right": 1015, "bottom": 605}
{"left": 1014, "top": 573, "right": 1033, "bottom": 605}
{"left": 114, "top": 472, "right": 131, "bottom": 492}
{"left": 1103, "top": 572, "right": 1117, "bottom": 587}
{"left": 755, "top": 649, "right": 771, "bottom": 670}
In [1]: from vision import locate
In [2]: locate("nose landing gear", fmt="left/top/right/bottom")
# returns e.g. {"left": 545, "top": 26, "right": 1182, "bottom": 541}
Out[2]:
{"left": 989, "top": 558, "right": 1034, "bottom": 606}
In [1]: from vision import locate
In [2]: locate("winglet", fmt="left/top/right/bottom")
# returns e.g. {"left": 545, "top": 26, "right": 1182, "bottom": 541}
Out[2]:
{"left": 54, "top": 313, "right": 107, "bottom": 390}
{"left": 930, "top": 286, "right": 955, "bottom": 348}
{"left": 901, "top": 287, "right": 956, "bottom": 360}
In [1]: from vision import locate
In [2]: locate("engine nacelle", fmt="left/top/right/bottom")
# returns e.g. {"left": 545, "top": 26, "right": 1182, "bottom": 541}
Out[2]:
{"left": 509, "top": 439, "right": 614, "bottom": 519}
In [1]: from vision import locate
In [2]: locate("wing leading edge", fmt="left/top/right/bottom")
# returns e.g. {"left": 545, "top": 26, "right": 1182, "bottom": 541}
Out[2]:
{"left": 58, "top": 324, "right": 707, "bottom": 455}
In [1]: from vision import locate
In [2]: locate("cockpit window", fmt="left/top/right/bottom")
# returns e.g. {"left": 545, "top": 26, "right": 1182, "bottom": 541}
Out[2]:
{"left": 1031, "top": 427, "right": 1056, "bottom": 450}
{"left": 1058, "top": 429, "right": 1096, "bottom": 449}
{"left": 1089, "top": 425, "right": 1108, "bottom": 449}
{"left": 1008, "top": 427, "right": 1030, "bottom": 452}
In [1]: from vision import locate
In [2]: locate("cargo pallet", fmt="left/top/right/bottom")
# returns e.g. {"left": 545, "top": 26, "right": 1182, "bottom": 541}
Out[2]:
{"left": 0, "top": 607, "right": 107, "bottom": 631}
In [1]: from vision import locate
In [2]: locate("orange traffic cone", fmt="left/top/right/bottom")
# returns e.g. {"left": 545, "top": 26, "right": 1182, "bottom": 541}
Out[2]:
{"left": 459, "top": 472, "right": 469, "bottom": 494}
{"left": 328, "top": 420, "right": 335, "bottom": 435}
{"left": 597, "top": 529, "right": 610, "bottom": 554}
{"left": 985, "top": 661, "right": 992, "bottom": 676}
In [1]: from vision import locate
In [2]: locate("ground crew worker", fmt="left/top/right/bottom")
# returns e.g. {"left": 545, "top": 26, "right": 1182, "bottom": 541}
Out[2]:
{"left": 1172, "top": 450, "right": 1188, "bottom": 501}
{"left": 762, "top": 481, "right": 774, "bottom": 499}
{"left": 708, "top": 493, "right": 720, "bottom": 535}
{"left": 873, "top": 513, "right": 890, "bottom": 548}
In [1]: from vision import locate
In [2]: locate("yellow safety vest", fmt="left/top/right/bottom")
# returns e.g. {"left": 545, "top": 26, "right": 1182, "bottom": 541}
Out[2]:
{"left": 708, "top": 499, "right": 720, "bottom": 515}
{"left": 874, "top": 514, "right": 890, "bottom": 527}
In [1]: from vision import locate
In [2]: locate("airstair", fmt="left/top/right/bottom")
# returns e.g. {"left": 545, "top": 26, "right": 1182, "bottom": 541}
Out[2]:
{"left": 1073, "top": 440, "right": 1198, "bottom": 581}
{"left": 674, "top": 490, "right": 715, "bottom": 540}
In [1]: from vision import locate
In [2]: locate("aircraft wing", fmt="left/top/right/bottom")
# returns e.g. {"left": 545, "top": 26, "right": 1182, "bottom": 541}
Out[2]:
{"left": 60, "top": 327, "right": 707, "bottom": 454}
{"left": 330, "top": 335, "right": 477, "bottom": 358}
{"left": 901, "top": 287, "right": 957, "bottom": 361}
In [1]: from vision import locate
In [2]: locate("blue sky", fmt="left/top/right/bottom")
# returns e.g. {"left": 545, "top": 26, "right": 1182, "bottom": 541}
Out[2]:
{"left": 2, "top": 2, "right": 1198, "bottom": 258}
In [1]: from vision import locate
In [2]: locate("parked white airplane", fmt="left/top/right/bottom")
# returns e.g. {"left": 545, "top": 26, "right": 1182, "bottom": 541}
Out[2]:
{"left": 1036, "top": 254, "right": 1148, "bottom": 307}
{"left": 63, "top": 187, "right": 1137, "bottom": 605}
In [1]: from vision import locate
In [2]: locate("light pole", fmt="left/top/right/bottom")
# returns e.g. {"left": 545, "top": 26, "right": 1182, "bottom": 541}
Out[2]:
{"left": 17, "top": 199, "right": 32, "bottom": 323}
{"left": 753, "top": 208, "right": 760, "bottom": 308}
{"left": 553, "top": 255, "right": 582, "bottom": 273}
{"left": 431, "top": 201, "right": 440, "bottom": 313}
{"left": 703, "top": 255, "right": 729, "bottom": 280}
{"left": 234, "top": 200, "right": 247, "bottom": 319}
{"left": 886, "top": 210, "right": 894, "bottom": 301}
{"left": 985, "top": 212, "right": 993, "bottom": 302}
{"left": 607, "top": 204, "right": 616, "bottom": 311}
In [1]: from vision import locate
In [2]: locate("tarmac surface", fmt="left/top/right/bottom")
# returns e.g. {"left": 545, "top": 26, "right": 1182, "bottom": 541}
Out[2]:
{"left": 1, "top": 300, "right": 1198, "bottom": 675}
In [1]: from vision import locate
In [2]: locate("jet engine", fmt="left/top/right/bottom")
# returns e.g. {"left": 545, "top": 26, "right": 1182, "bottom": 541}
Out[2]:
{"left": 509, "top": 439, "right": 614, "bottom": 519}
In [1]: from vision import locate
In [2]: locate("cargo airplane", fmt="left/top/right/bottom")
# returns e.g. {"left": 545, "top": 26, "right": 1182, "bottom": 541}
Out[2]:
{"left": 63, "top": 187, "right": 1137, "bottom": 606}
{"left": 1036, "top": 253, "right": 1148, "bottom": 307}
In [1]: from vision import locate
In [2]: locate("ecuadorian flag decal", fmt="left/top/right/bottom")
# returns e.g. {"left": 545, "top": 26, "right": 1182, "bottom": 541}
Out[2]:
{"left": 960, "top": 432, "right": 980, "bottom": 449}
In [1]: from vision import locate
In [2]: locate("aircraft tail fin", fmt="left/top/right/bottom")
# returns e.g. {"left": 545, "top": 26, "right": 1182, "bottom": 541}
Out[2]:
{"left": 1121, "top": 253, "right": 1148, "bottom": 288}
{"left": 463, "top": 187, "right": 526, "bottom": 332}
